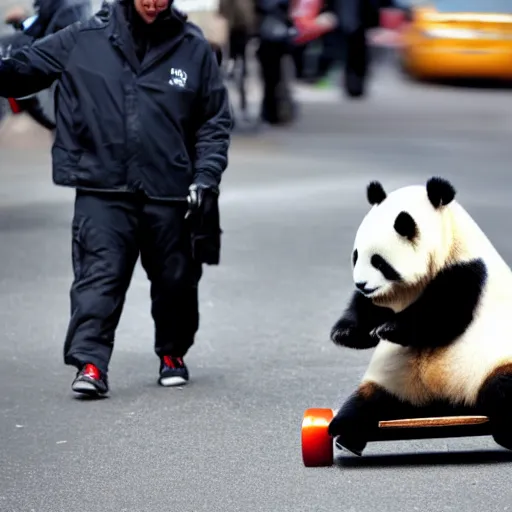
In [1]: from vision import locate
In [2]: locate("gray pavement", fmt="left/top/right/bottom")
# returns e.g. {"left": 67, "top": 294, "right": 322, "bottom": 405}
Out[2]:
{"left": 1, "top": 65, "right": 512, "bottom": 512}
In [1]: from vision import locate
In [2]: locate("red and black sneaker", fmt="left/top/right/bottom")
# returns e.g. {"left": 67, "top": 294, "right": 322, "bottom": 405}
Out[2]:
{"left": 71, "top": 363, "right": 109, "bottom": 396}
{"left": 158, "top": 356, "right": 189, "bottom": 387}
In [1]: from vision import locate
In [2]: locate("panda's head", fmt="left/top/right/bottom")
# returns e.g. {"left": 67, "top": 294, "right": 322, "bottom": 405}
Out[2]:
{"left": 352, "top": 177, "right": 457, "bottom": 311}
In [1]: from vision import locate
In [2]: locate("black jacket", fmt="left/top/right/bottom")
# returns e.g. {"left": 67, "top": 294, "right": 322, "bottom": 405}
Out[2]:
{"left": 0, "top": 0, "right": 232, "bottom": 199}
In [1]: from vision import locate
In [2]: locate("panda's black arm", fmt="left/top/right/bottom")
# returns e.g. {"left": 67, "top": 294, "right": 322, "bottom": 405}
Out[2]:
{"left": 331, "top": 290, "right": 394, "bottom": 349}
{"left": 375, "top": 259, "right": 487, "bottom": 348}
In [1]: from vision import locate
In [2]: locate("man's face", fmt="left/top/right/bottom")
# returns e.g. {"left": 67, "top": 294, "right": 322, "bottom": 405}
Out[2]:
{"left": 134, "top": 0, "right": 170, "bottom": 23}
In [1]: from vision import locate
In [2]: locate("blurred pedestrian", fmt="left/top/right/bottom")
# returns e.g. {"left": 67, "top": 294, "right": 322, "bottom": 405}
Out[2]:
{"left": 220, "top": 0, "right": 256, "bottom": 74}
{"left": 219, "top": 0, "right": 255, "bottom": 118}
{"left": 289, "top": 0, "right": 338, "bottom": 82}
{"left": 331, "top": 0, "right": 381, "bottom": 97}
{"left": 290, "top": 0, "right": 382, "bottom": 95}
{"left": 0, "top": 0, "right": 232, "bottom": 397}
{"left": 255, "top": 0, "right": 297, "bottom": 124}
{"left": 2, "top": 0, "right": 92, "bottom": 130}
{"left": 6, "top": 0, "right": 92, "bottom": 38}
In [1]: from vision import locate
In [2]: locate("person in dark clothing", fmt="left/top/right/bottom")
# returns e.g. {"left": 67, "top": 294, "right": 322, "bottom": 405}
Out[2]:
{"left": 219, "top": 0, "right": 255, "bottom": 117}
{"left": 0, "top": 0, "right": 232, "bottom": 396}
{"left": 22, "top": 0, "right": 92, "bottom": 37}
{"left": 293, "top": 0, "right": 378, "bottom": 95}
{"left": 331, "top": 0, "right": 380, "bottom": 97}
{"left": 255, "top": 0, "right": 297, "bottom": 124}
{"left": 3, "top": 0, "right": 92, "bottom": 130}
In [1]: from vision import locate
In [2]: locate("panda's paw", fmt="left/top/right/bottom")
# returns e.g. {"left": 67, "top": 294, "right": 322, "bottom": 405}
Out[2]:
{"left": 331, "top": 324, "right": 356, "bottom": 345}
{"left": 370, "top": 324, "right": 385, "bottom": 340}
{"left": 331, "top": 319, "right": 383, "bottom": 349}
{"left": 370, "top": 321, "right": 406, "bottom": 345}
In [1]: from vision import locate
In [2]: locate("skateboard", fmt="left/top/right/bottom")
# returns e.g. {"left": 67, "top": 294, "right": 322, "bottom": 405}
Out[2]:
{"left": 301, "top": 408, "right": 504, "bottom": 467}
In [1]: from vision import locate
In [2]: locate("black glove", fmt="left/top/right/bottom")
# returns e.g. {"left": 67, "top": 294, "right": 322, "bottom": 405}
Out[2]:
{"left": 186, "top": 183, "right": 215, "bottom": 211}
{"left": 185, "top": 184, "right": 222, "bottom": 265}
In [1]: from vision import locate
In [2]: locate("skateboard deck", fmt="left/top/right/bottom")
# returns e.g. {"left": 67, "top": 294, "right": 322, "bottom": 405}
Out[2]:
{"left": 301, "top": 408, "right": 498, "bottom": 467}
{"left": 366, "top": 415, "right": 492, "bottom": 442}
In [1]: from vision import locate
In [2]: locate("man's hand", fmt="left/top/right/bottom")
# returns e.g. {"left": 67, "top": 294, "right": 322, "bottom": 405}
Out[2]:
{"left": 185, "top": 183, "right": 222, "bottom": 265}
{"left": 186, "top": 183, "right": 202, "bottom": 211}
{"left": 5, "top": 6, "right": 29, "bottom": 26}
{"left": 186, "top": 183, "right": 219, "bottom": 214}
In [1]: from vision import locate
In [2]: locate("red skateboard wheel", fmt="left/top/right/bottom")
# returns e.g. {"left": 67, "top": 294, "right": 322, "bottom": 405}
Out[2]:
{"left": 301, "top": 408, "right": 334, "bottom": 467}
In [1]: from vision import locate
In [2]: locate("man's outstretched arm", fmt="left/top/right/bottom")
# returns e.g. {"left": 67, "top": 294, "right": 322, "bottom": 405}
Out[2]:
{"left": 0, "top": 21, "right": 80, "bottom": 98}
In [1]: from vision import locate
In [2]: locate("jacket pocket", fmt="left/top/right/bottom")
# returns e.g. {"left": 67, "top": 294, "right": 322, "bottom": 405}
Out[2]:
{"left": 75, "top": 150, "right": 124, "bottom": 188}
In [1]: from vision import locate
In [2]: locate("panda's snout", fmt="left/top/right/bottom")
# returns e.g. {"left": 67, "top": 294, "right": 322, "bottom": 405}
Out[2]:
{"left": 355, "top": 281, "right": 379, "bottom": 295}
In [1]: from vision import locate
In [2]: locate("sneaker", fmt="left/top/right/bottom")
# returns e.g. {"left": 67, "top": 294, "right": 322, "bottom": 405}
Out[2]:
{"left": 71, "top": 363, "right": 109, "bottom": 396}
{"left": 158, "top": 356, "right": 189, "bottom": 387}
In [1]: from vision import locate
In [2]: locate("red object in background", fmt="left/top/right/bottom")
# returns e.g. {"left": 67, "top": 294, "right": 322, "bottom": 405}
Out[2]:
{"left": 369, "top": 7, "right": 408, "bottom": 48}
{"left": 291, "top": 0, "right": 336, "bottom": 45}
{"left": 7, "top": 98, "right": 21, "bottom": 114}
{"left": 379, "top": 7, "right": 406, "bottom": 31}
{"left": 292, "top": 3, "right": 408, "bottom": 47}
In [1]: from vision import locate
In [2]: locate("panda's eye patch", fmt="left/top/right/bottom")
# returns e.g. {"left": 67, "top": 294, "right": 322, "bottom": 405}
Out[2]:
{"left": 352, "top": 249, "right": 358, "bottom": 266}
{"left": 371, "top": 254, "right": 402, "bottom": 281}
{"left": 394, "top": 211, "right": 417, "bottom": 241}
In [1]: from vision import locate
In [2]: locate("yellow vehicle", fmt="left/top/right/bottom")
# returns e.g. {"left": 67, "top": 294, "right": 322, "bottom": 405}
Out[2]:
{"left": 399, "top": 0, "right": 512, "bottom": 81}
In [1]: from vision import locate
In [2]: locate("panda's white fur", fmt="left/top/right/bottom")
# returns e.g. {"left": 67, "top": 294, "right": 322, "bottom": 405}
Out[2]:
{"left": 354, "top": 183, "right": 512, "bottom": 407}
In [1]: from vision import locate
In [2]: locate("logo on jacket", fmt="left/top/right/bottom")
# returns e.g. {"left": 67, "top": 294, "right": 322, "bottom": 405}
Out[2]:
{"left": 169, "top": 68, "right": 188, "bottom": 88}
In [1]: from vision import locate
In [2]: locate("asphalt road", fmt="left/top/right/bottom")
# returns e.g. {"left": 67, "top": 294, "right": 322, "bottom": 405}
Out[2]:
{"left": 1, "top": 65, "right": 512, "bottom": 512}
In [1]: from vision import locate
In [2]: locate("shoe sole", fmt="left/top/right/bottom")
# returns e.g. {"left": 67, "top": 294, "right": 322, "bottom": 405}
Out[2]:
{"left": 158, "top": 376, "right": 188, "bottom": 387}
{"left": 72, "top": 381, "right": 107, "bottom": 396}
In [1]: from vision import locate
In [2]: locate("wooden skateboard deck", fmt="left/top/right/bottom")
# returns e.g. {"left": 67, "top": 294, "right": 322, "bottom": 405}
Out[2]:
{"left": 367, "top": 415, "right": 493, "bottom": 442}
{"left": 379, "top": 416, "right": 490, "bottom": 429}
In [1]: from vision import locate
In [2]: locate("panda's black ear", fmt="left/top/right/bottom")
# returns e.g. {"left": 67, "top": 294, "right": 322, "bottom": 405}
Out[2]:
{"left": 426, "top": 177, "right": 456, "bottom": 208}
{"left": 367, "top": 181, "right": 386, "bottom": 206}
{"left": 394, "top": 211, "right": 417, "bottom": 241}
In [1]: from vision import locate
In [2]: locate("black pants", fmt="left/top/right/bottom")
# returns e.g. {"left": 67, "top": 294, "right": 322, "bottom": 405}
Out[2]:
{"left": 344, "top": 28, "right": 369, "bottom": 78}
{"left": 229, "top": 28, "right": 248, "bottom": 62}
{"left": 63, "top": 190, "right": 202, "bottom": 374}
{"left": 257, "top": 41, "right": 294, "bottom": 125}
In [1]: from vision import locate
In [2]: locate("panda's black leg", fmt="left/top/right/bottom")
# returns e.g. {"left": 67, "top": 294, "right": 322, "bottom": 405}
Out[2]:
{"left": 476, "top": 365, "right": 512, "bottom": 450}
{"left": 328, "top": 382, "right": 415, "bottom": 456}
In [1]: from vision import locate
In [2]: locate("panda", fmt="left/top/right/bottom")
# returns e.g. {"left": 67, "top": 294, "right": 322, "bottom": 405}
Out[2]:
{"left": 328, "top": 176, "right": 512, "bottom": 456}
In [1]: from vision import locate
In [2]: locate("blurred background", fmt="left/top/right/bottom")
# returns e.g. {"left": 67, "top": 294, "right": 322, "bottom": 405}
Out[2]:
{"left": 1, "top": 1, "right": 512, "bottom": 511}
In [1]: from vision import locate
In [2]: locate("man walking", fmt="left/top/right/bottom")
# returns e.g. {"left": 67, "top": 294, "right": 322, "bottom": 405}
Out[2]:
{"left": 0, "top": 0, "right": 232, "bottom": 396}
